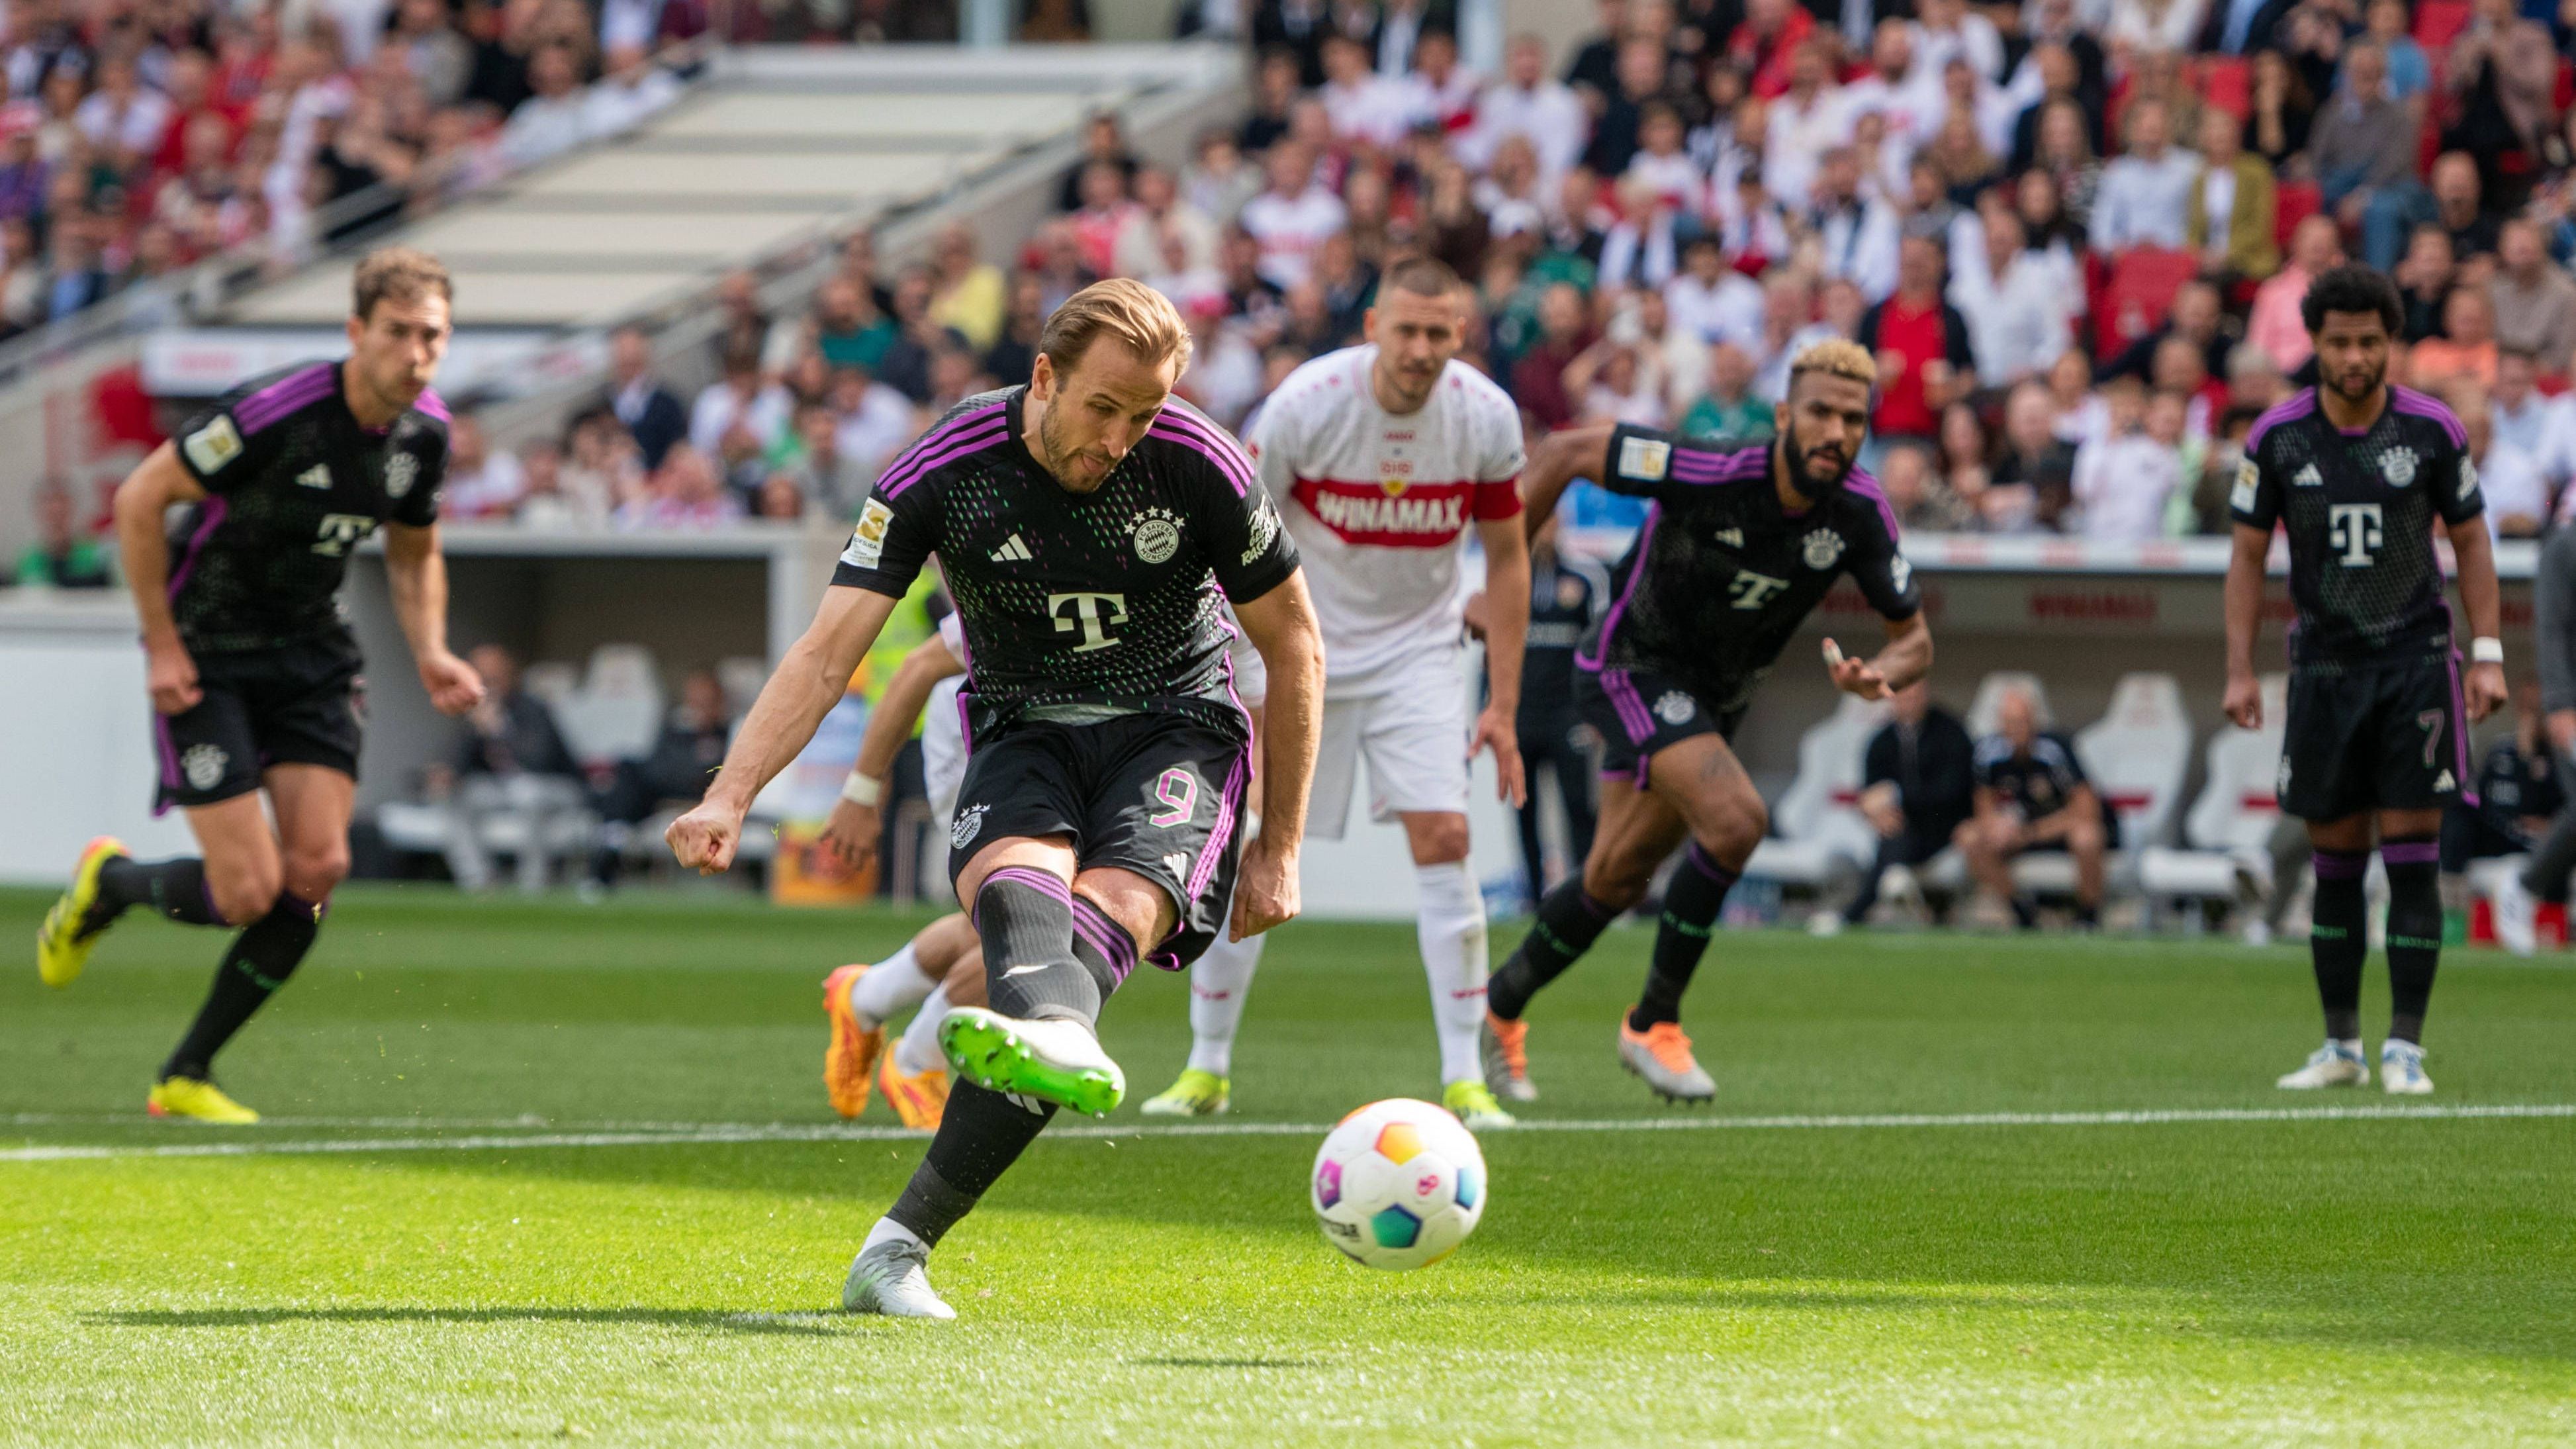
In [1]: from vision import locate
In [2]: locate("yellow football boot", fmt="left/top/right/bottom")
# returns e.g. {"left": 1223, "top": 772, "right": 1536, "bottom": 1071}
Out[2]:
{"left": 37, "top": 836, "right": 127, "bottom": 988}
{"left": 147, "top": 1077, "right": 259, "bottom": 1125}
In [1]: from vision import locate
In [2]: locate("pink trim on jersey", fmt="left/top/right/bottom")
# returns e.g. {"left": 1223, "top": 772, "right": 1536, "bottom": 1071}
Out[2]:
{"left": 166, "top": 497, "right": 228, "bottom": 602}
{"left": 412, "top": 387, "right": 451, "bottom": 423}
{"left": 876, "top": 403, "right": 1009, "bottom": 498}
{"left": 1576, "top": 504, "right": 1659, "bottom": 671}
{"left": 234, "top": 364, "right": 338, "bottom": 435}
{"left": 1146, "top": 410, "right": 1254, "bottom": 496}
{"left": 2389, "top": 385, "right": 2468, "bottom": 447}
{"left": 1842, "top": 467, "right": 1902, "bottom": 545}
{"left": 1671, "top": 443, "right": 1772, "bottom": 483}
{"left": 2246, "top": 389, "right": 2319, "bottom": 453}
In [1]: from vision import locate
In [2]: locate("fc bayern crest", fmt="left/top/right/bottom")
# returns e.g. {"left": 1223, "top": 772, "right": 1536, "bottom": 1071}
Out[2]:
{"left": 1130, "top": 507, "right": 1183, "bottom": 565}
{"left": 1654, "top": 690, "right": 1696, "bottom": 725}
{"left": 2381, "top": 449, "right": 2417, "bottom": 489}
{"left": 1802, "top": 528, "right": 1845, "bottom": 569}
{"left": 950, "top": 803, "right": 988, "bottom": 849}
{"left": 384, "top": 450, "right": 419, "bottom": 500}
{"left": 182, "top": 743, "right": 228, "bottom": 791}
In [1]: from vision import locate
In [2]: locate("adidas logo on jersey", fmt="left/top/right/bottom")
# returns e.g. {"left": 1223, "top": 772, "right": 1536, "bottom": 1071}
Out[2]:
{"left": 2293, "top": 463, "right": 2323, "bottom": 489}
{"left": 297, "top": 465, "right": 332, "bottom": 490}
{"left": 988, "top": 534, "right": 1033, "bottom": 563}
{"left": 2435, "top": 769, "right": 2456, "bottom": 792}
{"left": 1164, "top": 852, "right": 1191, "bottom": 881}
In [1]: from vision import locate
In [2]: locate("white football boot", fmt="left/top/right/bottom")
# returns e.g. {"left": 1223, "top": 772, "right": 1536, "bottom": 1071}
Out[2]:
{"left": 2379, "top": 1039, "right": 2434, "bottom": 1095}
{"left": 2276, "top": 1039, "right": 2370, "bottom": 1090}
{"left": 842, "top": 1238, "right": 956, "bottom": 1319}
{"left": 2491, "top": 872, "right": 2540, "bottom": 958}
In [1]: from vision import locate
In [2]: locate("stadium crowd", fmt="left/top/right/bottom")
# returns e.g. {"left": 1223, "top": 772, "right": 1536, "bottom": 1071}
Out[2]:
{"left": 0, "top": 0, "right": 697, "bottom": 348}
{"left": 398, "top": 0, "right": 2576, "bottom": 545}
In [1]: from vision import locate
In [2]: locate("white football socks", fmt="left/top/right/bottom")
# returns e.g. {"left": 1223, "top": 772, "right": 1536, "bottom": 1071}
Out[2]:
{"left": 847, "top": 943, "right": 936, "bottom": 1027}
{"left": 1415, "top": 861, "right": 1491, "bottom": 1086}
{"left": 1184, "top": 931, "right": 1267, "bottom": 1078}
{"left": 862, "top": 1216, "right": 925, "bottom": 1254}
{"left": 894, "top": 981, "right": 952, "bottom": 1076}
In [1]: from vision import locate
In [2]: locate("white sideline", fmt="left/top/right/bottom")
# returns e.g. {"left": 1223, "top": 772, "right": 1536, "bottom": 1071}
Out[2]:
{"left": 5, "top": 1103, "right": 2573, "bottom": 1164}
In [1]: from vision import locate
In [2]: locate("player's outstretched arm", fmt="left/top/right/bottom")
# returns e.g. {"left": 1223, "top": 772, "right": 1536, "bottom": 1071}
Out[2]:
{"left": 820, "top": 629, "right": 963, "bottom": 872}
{"left": 383, "top": 522, "right": 485, "bottom": 717}
{"left": 1230, "top": 570, "right": 1324, "bottom": 939}
{"left": 112, "top": 444, "right": 208, "bottom": 716}
{"left": 1825, "top": 611, "right": 1933, "bottom": 700}
{"left": 1517, "top": 424, "right": 1615, "bottom": 541}
{"left": 669, "top": 586, "right": 899, "bottom": 874}
{"left": 1471, "top": 515, "right": 1530, "bottom": 807}
{"left": 2449, "top": 516, "right": 2509, "bottom": 722}
{"left": 2221, "top": 522, "right": 2272, "bottom": 729}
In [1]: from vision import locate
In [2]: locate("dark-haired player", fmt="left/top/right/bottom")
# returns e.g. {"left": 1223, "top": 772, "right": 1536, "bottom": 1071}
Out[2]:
{"left": 666, "top": 279, "right": 1323, "bottom": 1319}
{"left": 1480, "top": 339, "right": 1933, "bottom": 1105}
{"left": 2225, "top": 264, "right": 2506, "bottom": 1096}
{"left": 34, "top": 247, "right": 484, "bottom": 1123}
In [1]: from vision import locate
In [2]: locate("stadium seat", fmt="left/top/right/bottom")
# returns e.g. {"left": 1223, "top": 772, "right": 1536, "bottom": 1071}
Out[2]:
{"left": 2138, "top": 675, "right": 2289, "bottom": 922}
{"left": 2414, "top": 0, "right": 2471, "bottom": 51}
{"left": 520, "top": 661, "right": 578, "bottom": 708}
{"left": 1743, "top": 692, "right": 1890, "bottom": 892}
{"left": 557, "top": 644, "right": 666, "bottom": 765}
{"left": 2010, "top": 673, "right": 2194, "bottom": 903}
{"left": 2094, "top": 249, "right": 2199, "bottom": 359}
{"left": 717, "top": 656, "right": 770, "bottom": 723}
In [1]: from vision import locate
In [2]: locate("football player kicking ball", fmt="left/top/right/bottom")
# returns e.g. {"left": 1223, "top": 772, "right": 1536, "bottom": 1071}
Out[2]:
{"left": 667, "top": 280, "right": 1323, "bottom": 1319}
{"left": 34, "top": 248, "right": 484, "bottom": 1123}
{"left": 1143, "top": 256, "right": 1529, "bottom": 1129}
{"left": 2223, "top": 265, "right": 2506, "bottom": 1096}
{"left": 1479, "top": 340, "right": 1931, "bottom": 1105}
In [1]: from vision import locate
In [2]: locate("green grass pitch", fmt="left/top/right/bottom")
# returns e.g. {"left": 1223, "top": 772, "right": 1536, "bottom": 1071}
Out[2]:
{"left": 4, "top": 885, "right": 2574, "bottom": 1446}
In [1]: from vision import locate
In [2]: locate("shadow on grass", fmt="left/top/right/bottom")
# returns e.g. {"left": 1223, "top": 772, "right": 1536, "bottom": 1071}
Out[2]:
{"left": 89, "top": 1307, "right": 862, "bottom": 1336}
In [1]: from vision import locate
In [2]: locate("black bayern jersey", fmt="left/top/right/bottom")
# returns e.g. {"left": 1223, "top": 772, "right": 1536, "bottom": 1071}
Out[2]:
{"left": 168, "top": 361, "right": 451, "bottom": 654}
{"left": 831, "top": 387, "right": 1299, "bottom": 745}
{"left": 1580, "top": 424, "right": 1921, "bottom": 714}
{"left": 2229, "top": 385, "right": 2483, "bottom": 671}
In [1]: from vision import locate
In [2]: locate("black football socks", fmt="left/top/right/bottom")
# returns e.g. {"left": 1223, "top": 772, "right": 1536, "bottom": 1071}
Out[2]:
{"left": 2381, "top": 838, "right": 2442, "bottom": 1045}
{"left": 89, "top": 855, "right": 224, "bottom": 932}
{"left": 1630, "top": 843, "right": 1737, "bottom": 1031}
{"left": 973, "top": 867, "right": 1101, "bottom": 1026}
{"left": 887, "top": 1080, "right": 1058, "bottom": 1248}
{"left": 1487, "top": 880, "right": 1619, "bottom": 1021}
{"left": 161, "top": 893, "right": 323, "bottom": 1082}
{"left": 2309, "top": 849, "right": 2369, "bottom": 1043}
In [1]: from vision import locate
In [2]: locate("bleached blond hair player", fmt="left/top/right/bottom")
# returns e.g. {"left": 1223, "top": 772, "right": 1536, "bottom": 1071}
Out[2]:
{"left": 1138, "top": 256, "right": 1530, "bottom": 1129}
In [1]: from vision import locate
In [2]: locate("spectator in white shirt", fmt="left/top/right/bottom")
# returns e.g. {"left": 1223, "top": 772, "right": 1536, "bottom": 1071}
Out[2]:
{"left": 1664, "top": 234, "right": 1767, "bottom": 350}
{"left": 1459, "top": 32, "right": 1589, "bottom": 182}
{"left": 2491, "top": 348, "right": 2576, "bottom": 488}
{"left": 1807, "top": 146, "right": 1902, "bottom": 303}
{"left": 2072, "top": 383, "right": 2184, "bottom": 541}
{"left": 1948, "top": 209, "right": 2072, "bottom": 388}
{"left": 440, "top": 414, "right": 528, "bottom": 520}
{"left": 2107, "top": 0, "right": 2209, "bottom": 54}
{"left": 688, "top": 348, "right": 791, "bottom": 464}
{"left": 498, "top": 43, "right": 590, "bottom": 167}
{"left": 1839, "top": 20, "right": 1932, "bottom": 169}
{"left": 1764, "top": 41, "right": 1851, "bottom": 210}
{"left": 2089, "top": 99, "right": 2201, "bottom": 251}
{"left": 1911, "top": 0, "right": 2005, "bottom": 83}
{"left": 71, "top": 56, "right": 169, "bottom": 163}
{"left": 582, "top": 44, "right": 678, "bottom": 138}
{"left": 1395, "top": 29, "right": 1481, "bottom": 135}
{"left": 1316, "top": 34, "right": 1421, "bottom": 151}
{"left": 1236, "top": 141, "right": 1346, "bottom": 290}
{"left": 2460, "top": 387, "right": 2553, "bottom": 538}
{"left": 831, "top": 365, "right": 919, "bottom": 485}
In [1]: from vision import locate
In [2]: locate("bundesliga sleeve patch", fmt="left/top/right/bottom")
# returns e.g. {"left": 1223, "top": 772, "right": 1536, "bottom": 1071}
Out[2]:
{"left": 183, "top": 415, "right": 242, "bottom": 475}
{"left": 2229, "top": 457, "right": 2258, "bottom": 514}
{"left": 2458, "top": 456, "right": 2480, "bottom": 504}
{"left": 1616, "top": 436, "right": 1671, "bottom": 483}
{"left": 843, "top": 497, "right": 894, "bottom": 569}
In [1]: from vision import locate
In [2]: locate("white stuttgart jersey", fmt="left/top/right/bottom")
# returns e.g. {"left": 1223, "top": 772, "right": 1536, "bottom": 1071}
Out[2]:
{"left": 1248, "top": 344, "right": 1524, "bottom": 695}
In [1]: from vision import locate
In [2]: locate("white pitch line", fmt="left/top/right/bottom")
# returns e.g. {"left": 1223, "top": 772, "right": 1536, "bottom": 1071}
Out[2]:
{"left": 5, "top": 1102, "right": 2573, "bottom": 1164}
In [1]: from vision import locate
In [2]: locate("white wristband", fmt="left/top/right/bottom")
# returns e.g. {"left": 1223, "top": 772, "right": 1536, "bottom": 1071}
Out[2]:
{"left": 839, "top": 771, "right": 882, "bottom": 807}
{"left": 2471, "top": 637, "right": 2505, "bottom": 666}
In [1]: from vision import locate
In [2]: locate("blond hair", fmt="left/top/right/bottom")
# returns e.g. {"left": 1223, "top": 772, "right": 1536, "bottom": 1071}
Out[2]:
{"left": 1038, "top": 278, "right": 1193, "bottom": 378}
{"left": 351, "top": 246, "right": 452, "bottom": 321}
{"left": 1787, "top": 338, "right": 1876, "bottom": 393}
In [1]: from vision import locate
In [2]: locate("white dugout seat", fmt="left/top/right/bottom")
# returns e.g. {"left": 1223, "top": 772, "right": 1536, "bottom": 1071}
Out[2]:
{"left": 555, "top": 644, "right": 665, "bottom": 766}
{"left": 1744, "top": 693, "right": 1890, "bottom": 889}
{"left": 2009, "top": 673, "right": 2193, "bottom": 899}
{"left": 2139, "top": 675, "right": 2290, "bottom": 911}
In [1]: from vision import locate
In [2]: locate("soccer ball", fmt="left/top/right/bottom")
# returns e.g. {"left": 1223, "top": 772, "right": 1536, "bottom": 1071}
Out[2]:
{"left": 1310, "top": 1098, "right": 1487, "bottom": 1270}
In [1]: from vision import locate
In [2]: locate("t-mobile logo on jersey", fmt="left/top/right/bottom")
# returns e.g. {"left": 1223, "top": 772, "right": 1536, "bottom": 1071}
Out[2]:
{"left": 2328, "top": 502, "right": 2383, "bottom": 567}
{"left": 1729, "top": 570, "right": 1790, "bottom": 610}
{"left": 1049, "top": 591, "right": 1128, "bottom": 652}
{"left": 311, "top": 514, "right": 379, "bottom": 557}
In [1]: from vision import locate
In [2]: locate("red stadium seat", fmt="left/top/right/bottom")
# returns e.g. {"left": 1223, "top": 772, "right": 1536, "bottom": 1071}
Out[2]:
{"left": 2274, "top": 179, "right": 2321, "bottom": 253}
{"left": 2199, "top": 58, "right": 2252, "bottom": 120}
{"left": 2414, "top": 0, "right": 2471, "bottom": 51}
{"left": 2095, "top": 248, "right": 2200, "bottom": 357}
